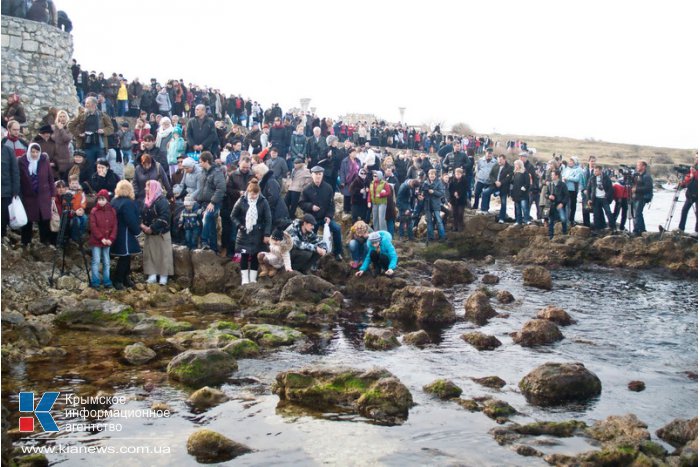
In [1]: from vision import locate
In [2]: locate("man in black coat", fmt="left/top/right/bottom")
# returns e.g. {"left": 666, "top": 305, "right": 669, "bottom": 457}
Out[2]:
{"left": 585, "top": 165, "right": 615, "bottom": 231}
{"left": 299, "top": 166, "right": 343, "bottom": 260}
{"left": 1, "top": 144, "right": 20, "bottom": 237}
{"left": 306, "top": 127, "right": 327, "bottom": 167}
{"left": 632, "top": 160, "right": 654, "bottom": 236}
{"left": 479, "top": 154, "right": 513, "bottom": 223}
{"left": 186, "top": 104, "right": 218, "bottom": 153}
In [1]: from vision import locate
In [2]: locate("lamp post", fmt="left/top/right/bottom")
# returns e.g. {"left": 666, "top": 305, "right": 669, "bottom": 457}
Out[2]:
{"left": 398, "top": 107, "right": 406, "bottom": 123}
{"left": 310, "top": 107, "right": 317, "bottom": 115}
{"left": 300, "top": 98, "right": 311, "bottom": 112}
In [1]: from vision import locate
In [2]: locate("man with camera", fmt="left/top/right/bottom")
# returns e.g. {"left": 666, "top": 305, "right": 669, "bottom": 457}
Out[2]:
{"left": 631, "top": 160, "right": 653, "bottom": 236}
{"left": 68, "top": 96, "right": 114, "bottom": 174}
{"left": 677, "top": 153, "right": 698, "bottom": 235}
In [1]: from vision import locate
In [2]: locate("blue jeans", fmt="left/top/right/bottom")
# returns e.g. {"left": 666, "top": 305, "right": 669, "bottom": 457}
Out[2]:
{"left": 121, "top": 149, "right": 133, "bottom": 164}
{"left": 347, "top": 239, "right": 368, "bottom": 262}
{"left": 184, "top": 227, "right": 200, "bottom": 250}
{"left": 117, "top": 100, "right": 128, "bottom": 117}
{"left": 592, "top": 198, "right": 614, "bottom": 230}
{"left": 633, "top": 200, "right": 647, "bottom": 234}
{"left": 548, "top": 206, "right": 568, "bottom": 238}
{"left": 313, "top": 220, "right": 343, "bottom": 256}
{"left": 70, "top": 215, "right": 87, "bottom": 242}
{"left": 426, "top": 209, "right": 445, "bottom": 240}
{"left": 83, "top": 146, "right": 103, "bottom": 173}
{"left": 91, "top": 246, "right": 111, "bottom": 286}
{"left": 76, "top": 87, "right": 84, "bottom": 104}
{"left": 201, "top": 203, "right": 220, "bottom": 251}
{"left": 514, "top": 198, "right": 530, "bottom": 224}
{"left": 398, "top": 210, "right": 414, "bottom": 240}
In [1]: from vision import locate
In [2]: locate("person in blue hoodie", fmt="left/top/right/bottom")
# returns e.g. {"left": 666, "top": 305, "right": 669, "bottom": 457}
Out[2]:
{"left": 355, "top": 231, "right": 398, "bottom": 277}
{"left": 561, "top": 156, "right": 584, "bottom": 224}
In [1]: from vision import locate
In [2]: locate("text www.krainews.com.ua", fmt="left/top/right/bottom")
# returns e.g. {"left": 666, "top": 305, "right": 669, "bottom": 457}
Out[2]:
{"left": 19, "top": 444, "right": 172, "bottom": 455}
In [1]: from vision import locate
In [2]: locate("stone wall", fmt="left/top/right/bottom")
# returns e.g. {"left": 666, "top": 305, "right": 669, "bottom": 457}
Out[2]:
{"left": 1, "top": 15, "right": 79, "bottom": 133}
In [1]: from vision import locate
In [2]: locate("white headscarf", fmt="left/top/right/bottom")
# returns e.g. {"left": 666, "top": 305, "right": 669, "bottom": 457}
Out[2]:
{"left": 27, "top": 143, "right": 41, "bottom": 175}
{"left": 155, "top": 117, "right": 173, "bottom": 148}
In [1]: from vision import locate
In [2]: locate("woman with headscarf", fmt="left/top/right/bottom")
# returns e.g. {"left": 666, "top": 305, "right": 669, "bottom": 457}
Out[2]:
{"left": 155, "top": 116, "right": 174, "bottom": 155}
{"left": 110, "top": 180, "right": 141, "bottom": 289}
{"left": 51, "top": 110, "right": 73, "bottom": 181}
{"left": 18, "top": 143, "right": 55, "bottom": 245}
{"left": 349, "top": 168, "right": 370, "bottom": 222}
{"left": 133, "top": 154, "right": 171, "bottom": 205}
{"left": 230, "top": 179, "right": 271, "bottom": 285}
{"left": 140, "top": 179, "right": 173, "bottom": 285}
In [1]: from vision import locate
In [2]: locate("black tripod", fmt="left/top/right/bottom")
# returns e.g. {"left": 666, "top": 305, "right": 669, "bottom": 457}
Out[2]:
{"left": 49, "top": 200, "right": 90, "bottom": 286}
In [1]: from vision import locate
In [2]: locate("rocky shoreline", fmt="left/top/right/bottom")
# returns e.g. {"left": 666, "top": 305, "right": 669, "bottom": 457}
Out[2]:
{"left": 1, "top": 211, "right": 697, "bottom": 465}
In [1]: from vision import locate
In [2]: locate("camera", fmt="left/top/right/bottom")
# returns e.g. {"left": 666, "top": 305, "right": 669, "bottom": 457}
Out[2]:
{"left": 674, "top": 164, "right": 690, "bottom": 174}
{"left": 84, "top": 132, "right": 99, "bottom": 146}
{"left": 60, "top": 192, "right": 74, "bottom": 210}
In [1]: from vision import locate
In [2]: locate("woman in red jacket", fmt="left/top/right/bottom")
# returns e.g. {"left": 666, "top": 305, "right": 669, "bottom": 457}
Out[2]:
{"left": 88, "top": 189, "right": 117, "bottom": 288}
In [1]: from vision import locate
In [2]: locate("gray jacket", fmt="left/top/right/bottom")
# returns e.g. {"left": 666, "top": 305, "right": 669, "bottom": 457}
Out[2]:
{"left": 181, "top": 165, "right": 202, "bottom": 200}
{"left": 266, "top": 156, "right": 288, "bottom": 182}
{"left": 1, "top": 145, "right": 20, "bottom": 198}
{"left": 476, "top": 156, "right": 496, "bottom": 184}
{"left": 196, "top": 165, "right": 225, "bottom": 205}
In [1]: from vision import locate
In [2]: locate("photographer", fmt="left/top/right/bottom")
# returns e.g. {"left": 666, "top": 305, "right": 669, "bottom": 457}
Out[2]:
{"left": 631, "top": 160, "right": 653, "bottom": 236}
{"left": 677, "top": 153, "right": 698, "bottom": 235}
{"left": 68, "top": 96, "right": 114, "bottom": 174}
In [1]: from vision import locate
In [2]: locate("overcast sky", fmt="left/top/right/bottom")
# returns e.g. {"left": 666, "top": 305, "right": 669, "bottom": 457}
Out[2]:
{"left": 59, "top": 0, "right": 698, "bottom": 149}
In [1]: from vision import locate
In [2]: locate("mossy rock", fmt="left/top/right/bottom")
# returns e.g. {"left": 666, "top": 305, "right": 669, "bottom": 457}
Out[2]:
{"left": 55, "top": 305, "right": 137, "bottom": 331}
{"left": 186, "top": 429, "right": 252, "bottom": 463}
{"left": 457, "top": 399, "right": 481, "bottom": 411}
{"left": 12, "top": 453, "right": 49, "bottom": 467}
{"left": 191, "top": 293, "right": 238, "bottom": 313}
{"left": 222, "top": 339, "right": 260, "bottom": 358}
{"left": 187, "top": 386, "right": 229, "bottom": 410}
{"left": 364, "top": 328, "right": 400, "bottom": 351}
{"left": 241, "top": 324, "right": 305, "bottom": 347}
{"left": 472, "top": 376, "right": 506, "bottom": 389}
{"left": 167, "top": 349, "right": 238, "bottom": 388}
{"left": 168, "top": 322, "right": 242, "bottom": 350}
{"left": 133, "top": 316, "right": 194, "bottom": 336}
{"left": 423, "top": 379, "right": 463, "bottom": 400}
{"left": 519, "top": 362, "right": 601, "bottom": 406}
{"left": 513, "top": 420, "right": 588, "bottom": 437}
{"left": 482, "top": 399, "right": 518, "bottom": 421}
{"left": 123, "top": 342, "right": 157, "bottom": 365}
{"left": 461, "top": 332, "right": 502, "bottom": 351}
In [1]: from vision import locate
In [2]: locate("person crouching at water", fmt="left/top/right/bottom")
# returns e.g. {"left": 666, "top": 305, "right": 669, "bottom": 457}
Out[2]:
{"left": 355, "top": 231, "right": 397, "bottom": 277}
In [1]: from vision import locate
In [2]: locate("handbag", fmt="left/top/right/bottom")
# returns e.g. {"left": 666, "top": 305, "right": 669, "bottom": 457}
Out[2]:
{"left": 322, "top": 222, "right": 333, "bottom": 252}
{"left": 8, "top": 196, "right": 27, "bottom": 229}
{"left": 50, "top": 198, "right": 61, "bottom": 232}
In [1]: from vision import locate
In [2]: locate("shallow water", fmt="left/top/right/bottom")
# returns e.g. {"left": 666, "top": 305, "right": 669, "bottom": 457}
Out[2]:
{"left": 6, "top": 263, "right": 697, "bottom": 466}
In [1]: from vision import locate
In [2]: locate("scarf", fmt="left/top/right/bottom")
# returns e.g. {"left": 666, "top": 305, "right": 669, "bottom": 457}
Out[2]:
{"left": 144, "top": 180, "right": 163, "bottom": 208}
{"left": 155, "top": 118, "right": 173, "bottom": 148}
{"left": 245, "top": 193, "right": 259, "bottom": 234}
{"left": 27, "top": 143, "right": 41, "bottom": 176}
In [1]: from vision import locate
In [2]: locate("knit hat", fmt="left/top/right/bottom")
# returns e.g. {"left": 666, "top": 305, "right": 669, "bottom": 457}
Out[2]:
{"left": 368, "top": 232, "right": 381, "bottom": 244}
{"left": 96, "top": 189, "right": 110, "bottom": 201}
{"left": 271, "top": 229, "right": 284, "bottom": 241}
{"left": 373, "top": 171, "right": 384, "bottom": 181}
{"left": 173, "top": 126, "right": 183, "bottom": 135}
{"left": 38, "top": 124, "right": 53, "bottom": 134}
{"left": 182, "top": 157, "right": 196, "bottom": 168}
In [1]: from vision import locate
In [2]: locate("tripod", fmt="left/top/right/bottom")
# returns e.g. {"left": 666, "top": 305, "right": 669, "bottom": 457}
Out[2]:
{"left": 661, "top": 182, "right": 684, "bottom": 232}
{"left": 49, "top": 206, "right": 90, "bottom": 286}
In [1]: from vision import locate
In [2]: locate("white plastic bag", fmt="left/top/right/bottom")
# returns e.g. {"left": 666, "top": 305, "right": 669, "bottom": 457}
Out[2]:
{"left": 322, "top": 221, "right": 333, "bottom": 253}
{"left": 9, "top": 196, "right": 27, "bottom": 229}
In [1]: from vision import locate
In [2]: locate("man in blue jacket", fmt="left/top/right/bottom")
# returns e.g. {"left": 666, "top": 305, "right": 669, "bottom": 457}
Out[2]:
{"left": 356, "top": 231, "right": 398, "bottom": 277}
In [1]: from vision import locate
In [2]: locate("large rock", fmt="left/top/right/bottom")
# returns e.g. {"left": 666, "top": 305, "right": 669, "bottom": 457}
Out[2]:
{"left": 186, "top": 429, "right": 252, "bottom": 463}
{"left": 522, "top": 266, "right": 552, "bottom": 290}
{"left": 512, "top": 319, "right": 564, "bottom": 347}
{"left": 481, "top": 274, "right": 500, "bottom": 285}
{"left": 27, "top": 297, "right": 58, "bottom": 315}
{"left": 132, "top": 316, "right": 193, "bottom": 336}
{"left": 423, "top": 379, "right": 463, "bottom": 400}
{"left": 403, "top": 330, "right": 431, "bottom": 347}
{"left": 586, "top": 414, "right": 651, "bottom": 447}
{"left": 187, "top": 387, "right": 230, "bottom": 410}
{"left": 54, "top": 298, "right": 137, "bottom": 332}
{"left": 656, "top": 417, "right": 698, "bottom": 448}
{"left": 191, "top": 293, "right": 238, "bottom": 313}
{"left": 241, "top": 324, "right": 306, "bottom": 347}
{"left": 167, "top": 349, "right": 238, "bottom": 387}
{"left": 364, "top": 327, "right": 400, "bottom": 351}
{"left": 123, "top": 342, "right": 157, "bottom": 365}
{"left": 191, "top": 249, "right": 230, "bottom": 294}
{"left": 472, "top": 376, "right": 506, "bottom": 389}
{"left": 273, "top": 366, "right": 413, "bottom": 425}
{"left": 222, "top": 339, "right": 260, "bottom": 358}
{"left": 536, "top": 305, "right": 575, "bottom": 326}
{"left": 344, "top": 275, "right": 408, "bottom": 302}
{"left": 431, "top": 259, "right": 475, "bottom": 287}
{"left": 461, "top": 332, "right": 502, "bottom": 351}
{"left": 381, "top": 286, "right": 456, "bottom": 324}
{"left": 279, "top": 274, "right": 336, "bottom": 303}
{"left": 172, "top": 245, "right": 193, "bottom": 287}
{"left": 519, "top": 362, "right": 602, "bottom": 406}
{"left": 463, "top": 291, "right": 497, "bottom": 325}
{"left": 317, "top": 253, "right": 352, "bottom": 284}
{"left": 496, "top": 290, "right": 515, "bottom": 304}
{"left": 168, "top": 321, "right": 242, "bottom": 350}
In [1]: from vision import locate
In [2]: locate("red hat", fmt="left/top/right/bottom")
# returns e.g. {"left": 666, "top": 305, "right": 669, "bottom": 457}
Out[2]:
{"left": 262, "top": 124, "right": 269, "bottom": 129}
{"left": 96, "top": 189, "right": 111, "bottom": 201}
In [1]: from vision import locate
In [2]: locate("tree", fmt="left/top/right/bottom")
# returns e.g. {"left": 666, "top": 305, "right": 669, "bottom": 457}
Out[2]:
{"left": 451, "top": 122, "right": 474, "bottom": 136}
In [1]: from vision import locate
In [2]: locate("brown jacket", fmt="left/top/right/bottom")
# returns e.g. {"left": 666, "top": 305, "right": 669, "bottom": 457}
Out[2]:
{"left": 68, "top": 111, "right": 114, "bottom": 150}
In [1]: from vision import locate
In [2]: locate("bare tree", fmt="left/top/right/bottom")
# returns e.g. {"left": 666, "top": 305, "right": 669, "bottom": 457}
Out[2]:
{"left": 451, "top": 122, "right": 474, "bottom": 136}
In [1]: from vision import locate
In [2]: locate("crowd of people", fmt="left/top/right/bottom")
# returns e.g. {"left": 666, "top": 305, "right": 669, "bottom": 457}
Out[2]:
{"left": 1, "top": 69, "right": 697, "bottom": 289}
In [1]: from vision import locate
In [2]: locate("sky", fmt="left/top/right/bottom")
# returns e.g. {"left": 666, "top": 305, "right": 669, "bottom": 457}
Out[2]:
{"left": 58, "top": 0, "right": 698, "bottom": 149}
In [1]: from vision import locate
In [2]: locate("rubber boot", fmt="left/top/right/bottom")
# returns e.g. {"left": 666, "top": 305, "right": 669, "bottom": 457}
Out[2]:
{"left": 249, "top": 270, "right": 258, "bottom": 283}
{"left": 241, "top": 269, "right": 250, "bottom": 285}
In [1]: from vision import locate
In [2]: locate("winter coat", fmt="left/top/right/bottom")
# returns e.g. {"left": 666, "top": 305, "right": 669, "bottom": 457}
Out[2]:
{"left": 111, "top": 196, "right": 141, "bottom": 255}
{"left": 51, "top": 127, "right": 73, "bottom": 174}
{"left": 68, "top": 110, "right": 114, "bottom": 150}
{"left": 18, "top": 153, "right": 55, "bottom": 222}
{"left": 186, "top": 116, "right": 217, "bottom": 152}
{"left": 633, "top": 171, "right": 654, "bottom": 202}
{"left": 1, "top": 145, "right": 20, "bottom": 198}
{"left": 88, "top": 202, "right": 117, "bottom": 247}
{"left": 476, "top": 156, "right": 496, "bottom": 184}
{"left": 422, "top": 178, "right": 445, "bottom": 212}
{"left": 288, "top": 166, "right": 312, "bottom": 192}
{"left": 541, "top": 180, "right": 569, "bottom": 209}
{"left": 230, "top": 194, "right": 272, "bottom": 255}
{"left": 289, "top": 133, "right": 307, "bottom": 159}
{"left": 369, "top": 180, "right": 390, "bottom": 205}
{"left": 268, "top": 124, "right": 287, "bottom": 152}
{"left": 300, "top": 180, "right": 335, "bottom": 222}
{"left": 32, "top": 136, "right": 56, "bottom": 171}
{"left": 85, "top": 169, "right": 120, "bottom": 197}
{"left": 397, "top": 179, "right": 415, "bottom": 213}
{"left": 561, "top": 165, "right": 584, "bottom": 192}
{"left": 259, "top": 171, "right": 290, "bottom": 225}
{"left": 339, "top": 156, "right": 360, "bottom": 196}
{"left": 349, "top": 175, "right": 370, "bottom": 206}
{"left": 510, "top": 172, "right": 531, "bottom": 202}
{"left": 155, "top": 91, "right": 171, "bottom": 113}
{"left": 359, "top": 231, "right": 398, "bottom": 272}
{"left": 448, "top": 176, "right": 469, "bottom": 206}
{"left": 196, "top": 165, "right": 226, "bottom": 205}
{"left": 180, "top": 165, "right": 202, "bottom": 200}
{"left": 306, "top": 136, "right": 327, "bottom": 165}
{"left": 488, "top": 163, "right": 513, "bottom": 194}
{"left": 265, "top": 231, "right": 293, "bottom": 270}
{"left": 285, "top": 218, "right": 327, "bottom": 252}
{"left": 141, "top": 196, "right": 170, "bottom": 234}
{"left": 266, "top": 156, "right": 288, "bottom": 182}
{"left": 133, "top": 162, "right": 171, "bottom": 202}
{"left": 585, "top": 173, "right": 614, "bottom": 204}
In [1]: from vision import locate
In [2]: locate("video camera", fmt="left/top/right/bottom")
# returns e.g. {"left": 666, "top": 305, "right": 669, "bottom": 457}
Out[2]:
{"left": 60, "top": 192, "right": 74, "bottom": 210}
{"left": 674, "top": 164, "right": 690, "bottom": 175}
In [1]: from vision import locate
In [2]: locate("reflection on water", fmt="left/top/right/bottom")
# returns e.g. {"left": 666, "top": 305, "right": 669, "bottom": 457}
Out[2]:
{"left": 7, "top": 265, "right": 698, "bottom": 466}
